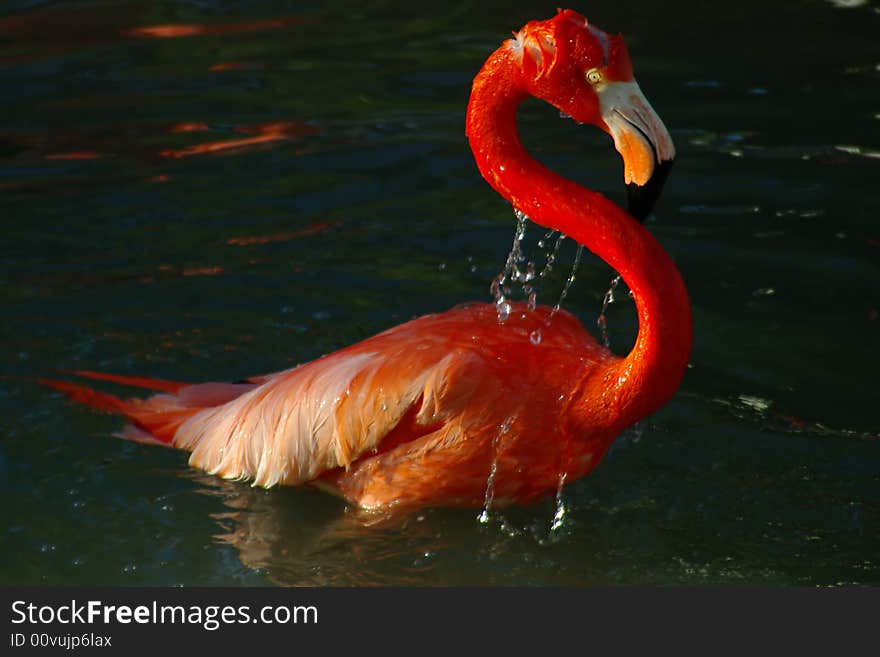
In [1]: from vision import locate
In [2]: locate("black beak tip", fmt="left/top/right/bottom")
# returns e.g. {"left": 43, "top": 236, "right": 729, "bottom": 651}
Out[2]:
{"left": 626, "top": 158, "right": 674, "bottom": 223}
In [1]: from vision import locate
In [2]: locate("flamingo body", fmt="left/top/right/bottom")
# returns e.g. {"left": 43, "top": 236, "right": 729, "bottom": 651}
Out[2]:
{"left": 47, "top": 304, "right": 617, "bottom": 510}
{"left": 44, "top": 9, "right": 691, "bottom": 512}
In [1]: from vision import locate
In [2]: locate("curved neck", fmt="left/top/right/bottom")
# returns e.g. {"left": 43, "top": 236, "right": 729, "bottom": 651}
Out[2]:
{"left": 465, "top": 44, "right": 692, "bottom": 429}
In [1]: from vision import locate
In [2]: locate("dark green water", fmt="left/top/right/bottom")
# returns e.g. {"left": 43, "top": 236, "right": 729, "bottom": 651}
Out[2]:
{"left": 1, "top": 0, "right": 877, "bottom": 586}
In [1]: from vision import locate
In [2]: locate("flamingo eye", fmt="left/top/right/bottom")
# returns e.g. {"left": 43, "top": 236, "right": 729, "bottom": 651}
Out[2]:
{"left": 586, "top": 68, "right": 603, "bottom": 85}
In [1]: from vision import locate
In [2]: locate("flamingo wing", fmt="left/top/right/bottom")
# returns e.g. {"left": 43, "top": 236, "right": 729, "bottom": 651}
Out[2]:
{"left": 44, "top": 304, "right": 595, "bottom": 503}
{"left": 173, "top": 327, "right": 485, "bottom": 488}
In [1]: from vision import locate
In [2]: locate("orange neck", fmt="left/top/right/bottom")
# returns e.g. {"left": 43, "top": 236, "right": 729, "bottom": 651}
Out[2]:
{"left": 465, "top": 43, "right": 692, "bottom": 433}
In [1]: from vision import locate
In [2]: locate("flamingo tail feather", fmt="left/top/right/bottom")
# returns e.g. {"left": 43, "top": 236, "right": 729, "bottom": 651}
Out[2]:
{"left": 38, "top": 372, "right": 252, "bottom": 446}
{"left": 57, "top": 369, "right": 187, "bottom": 394}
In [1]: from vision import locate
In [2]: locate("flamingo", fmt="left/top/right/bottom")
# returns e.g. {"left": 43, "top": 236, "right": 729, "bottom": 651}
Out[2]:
{"left": 43, "top": 9, "right": 691, "bottom": 513}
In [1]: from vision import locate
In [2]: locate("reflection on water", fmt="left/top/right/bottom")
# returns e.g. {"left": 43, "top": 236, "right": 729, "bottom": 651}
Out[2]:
{"left": 0, "top": 4, "right": 300, "bottom": 58}
{"left": 0, "top": 135, "right": 322, "bottom": 198}
{"left": 122, "top": 18, "right": 296, "bottom": 40}
{"left": 2, "top": 0, "right": 878, "bottom": 586}
{"left": 159, "top": 121, "right": 320, "bottom": 159}
{"left": 712, "top": 393, "right": 879, "bottom": 442}
{"left": 202, "top": 479, "right": 439, "bottom": 586}
{"left": 227, "top": 221, "right": 339, "bottom": 247}
{"left": 195, "top": 472, "right": 589, "bottom": 586}
{"left": 825, "top": 0, "right": 868, "bottom": 8}
{"left": 5, "top": 119, "right": 320, "bottom": 181}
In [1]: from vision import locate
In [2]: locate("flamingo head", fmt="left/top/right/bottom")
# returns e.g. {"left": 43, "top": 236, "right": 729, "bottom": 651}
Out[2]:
{"left": 511, "top": 9, "right": 675, "bottom": 221}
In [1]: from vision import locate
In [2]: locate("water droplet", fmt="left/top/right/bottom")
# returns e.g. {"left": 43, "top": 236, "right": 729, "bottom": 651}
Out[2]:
{"left": 530, "top": 329, "right": 542, "bottom": 345}
{"left": 551, "top": 244, "right": 583, "bottom": 315}
{"left": 492, "top": 209, "right": 533, "bottom": 318}
{"left": 489, "top": 275, "right": 503, "bottom": 301}
{"left": 479, "top": 417, "right": 513, "bottom": 523}
{"left": 628, "top": 422, "right": 645, "bottom": 443}
{"left": 598, "top": 275, "right": 621, "bottom": 348}
{"left": 538, "top": 232, "right": 565, "bottom": 279}
{"left": 550, "top": 473, "right": 568, "bottom": 533}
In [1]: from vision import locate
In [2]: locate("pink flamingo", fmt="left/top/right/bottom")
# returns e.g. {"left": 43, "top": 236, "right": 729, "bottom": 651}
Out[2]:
{"left": 44, "top": 9, "right": 691, "bottom": 513}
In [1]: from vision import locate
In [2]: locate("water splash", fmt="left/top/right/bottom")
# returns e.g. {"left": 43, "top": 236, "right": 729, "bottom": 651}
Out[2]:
{"left": 477, "top": 417, "right": 513, "bottom": 524}
{"left": 598, "top": 275, "right": 621, "bottom": 349}
{"left": 549, "top": 472, "right": 567, "bottom": 533}
{"left": 525, "top": 284, "right": 537, "bottom": 311}
{"left": 491, "top": 209, "right": 583, "bottom": 323}
{"left": 551, "top": 244, "right": 584, "bottom": 315}
{"left": 627, "top": 421, "right": 644, "bottom": 444}
{"left": 537, "top": 230, "right": 566, "bottom": 279}
{"left": 490, "top": 210, "right": 530, "bottom": 321}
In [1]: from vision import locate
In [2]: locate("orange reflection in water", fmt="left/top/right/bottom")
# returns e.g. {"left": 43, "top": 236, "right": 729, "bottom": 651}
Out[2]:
{"left": 168, "top": 122, "right": 210, "bottom": 134}
{"left": 227, "top": 221, "right": 339, "bottom": 246}
{"left": 122, "top": 18, "right": 292, "bottom": 39}
{"left": 3, "top": 117, "right": 318, "bottom": 191}
{"left": 235, "top": 122, "right": 317, "bottom": 137}
{"left": 160, "top": 121, "right": 319, "bottom": 159}
{"left": 45, "top": 152, "right": 104, "bottom": 160}
{"left": 181, "top": 266, "right": 224, "bottom": 277}
{"left": 0, "top": 5, "right": 302, "bottom": 66}
{"left": 209, "top": 62, "right": 257, "bottom": 72}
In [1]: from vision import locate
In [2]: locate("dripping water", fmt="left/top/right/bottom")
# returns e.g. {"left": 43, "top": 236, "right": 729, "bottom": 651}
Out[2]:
{"left": 537, "top": 230, "right": 567, "bottom": 279}
{"left": 549, "top": 472, "right": 567, "bottom": 533}
{"left": 491, "top": 209, "right": 584, "bottom": 325}
{"left": 550, "top": 244, "right": 584, "bottom": 317}
{"left": 597, "top": 275, "right": 621, "bottom": 349}
{"left": 533, "top": 472, "right": 570, "bottom": 545}
{"left": 627, "top": 421, "right": 644, "bottom": 444}
{"left": 490, "top": 210, "right": 531, "bottom": 321}
{"left": 477, "top": 416, "right": 513, "bottom": 524}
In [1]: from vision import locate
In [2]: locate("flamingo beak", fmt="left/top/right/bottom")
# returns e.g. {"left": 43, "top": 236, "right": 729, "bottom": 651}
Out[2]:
{"left": 599, "top": 80, "right": 676, "bottom": 222}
